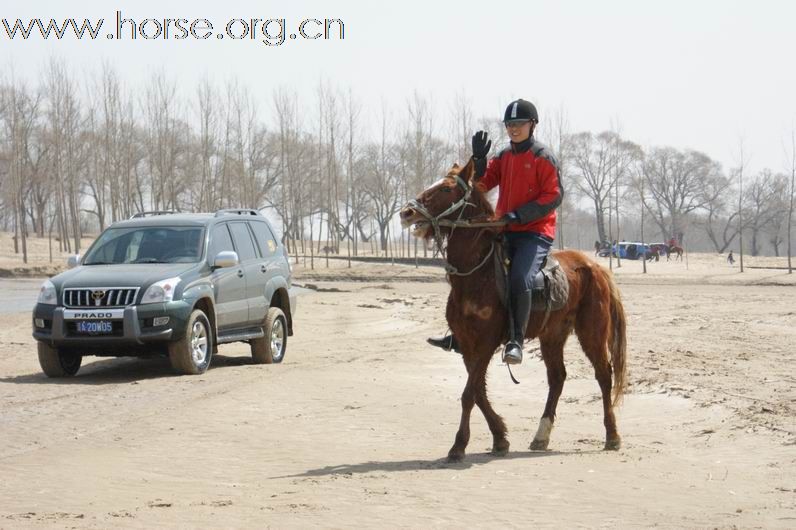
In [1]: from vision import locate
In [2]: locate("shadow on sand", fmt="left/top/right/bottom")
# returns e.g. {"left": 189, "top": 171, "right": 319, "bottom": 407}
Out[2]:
{"left": 0, "top": 353, "right": 259, "bottom": 386}
{"left": 271, "top": 449, "right": 599, "bottom": 479}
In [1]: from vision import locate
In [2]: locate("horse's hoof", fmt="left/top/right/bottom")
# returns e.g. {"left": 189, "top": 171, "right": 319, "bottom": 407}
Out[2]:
{"left": 604, "top": 437, "right": 622, "bottom": 451}
{"left": 447, "top": 449, "right": 465, "bottom": 463}
{"left": 530, "top": 438, "right": 549, "bottom": 451}
{"left": 491, "top": 439, "right": 510, "bottom": 456}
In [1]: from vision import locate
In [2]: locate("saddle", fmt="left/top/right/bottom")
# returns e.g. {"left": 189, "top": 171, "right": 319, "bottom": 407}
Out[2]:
{"left": 493, "top": 240, "right": 570, "bottom": 328}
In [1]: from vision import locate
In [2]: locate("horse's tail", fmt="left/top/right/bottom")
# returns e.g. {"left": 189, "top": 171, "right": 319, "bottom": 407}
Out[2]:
{"left": 607, "top": 273, "right": 628, "bottom": 407}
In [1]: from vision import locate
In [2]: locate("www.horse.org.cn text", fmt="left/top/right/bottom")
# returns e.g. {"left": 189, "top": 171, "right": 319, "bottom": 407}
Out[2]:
{"left": 1, "top": 11, "right": 346, "bottom": 47}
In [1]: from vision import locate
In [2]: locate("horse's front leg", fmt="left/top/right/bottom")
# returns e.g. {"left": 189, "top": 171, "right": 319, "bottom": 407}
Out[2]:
{"left": 472, "top": 357, "right": 509, "bottom": 456}
{"left": 448, "top": 377, "right": 476, "bottom": 462}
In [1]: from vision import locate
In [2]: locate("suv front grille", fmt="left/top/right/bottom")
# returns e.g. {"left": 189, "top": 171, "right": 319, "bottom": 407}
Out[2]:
{"left": 63, "top": 288, "right": 139, "bottom": 308}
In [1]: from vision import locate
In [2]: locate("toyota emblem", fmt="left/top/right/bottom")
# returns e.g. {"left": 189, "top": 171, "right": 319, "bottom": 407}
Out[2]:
{"left": 91, "top": 290, "right": 106, "bottom": 306}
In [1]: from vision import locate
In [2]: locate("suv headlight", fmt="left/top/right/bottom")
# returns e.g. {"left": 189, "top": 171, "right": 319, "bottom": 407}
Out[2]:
{"left": 37, "top": 280, "right": 57, "bottom": 305}
{"left": 141, "top": 277, "right": 181, "bottom": 304}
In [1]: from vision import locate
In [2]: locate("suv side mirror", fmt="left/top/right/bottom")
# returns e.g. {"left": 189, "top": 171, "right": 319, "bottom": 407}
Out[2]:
{"left": 67, "top": 254, "right": 81, "bottom": 269}
{"left": 213, "top": 251, "right": 239, "bottom": 269}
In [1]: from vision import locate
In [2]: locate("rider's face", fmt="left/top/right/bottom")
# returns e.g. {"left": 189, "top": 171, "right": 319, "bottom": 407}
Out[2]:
{"left": 505, "top": 121, "right": 532, "bottom": 143}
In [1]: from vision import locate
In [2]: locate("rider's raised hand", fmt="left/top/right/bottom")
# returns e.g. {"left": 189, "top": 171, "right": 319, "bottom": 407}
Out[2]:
{"left": 472, "top": 131, "right": 492, "bottom": 160}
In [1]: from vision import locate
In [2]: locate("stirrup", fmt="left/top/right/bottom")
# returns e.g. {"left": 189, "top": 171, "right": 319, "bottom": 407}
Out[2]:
{"left": 502, "top": 341, "right": 523, "bottom": 365}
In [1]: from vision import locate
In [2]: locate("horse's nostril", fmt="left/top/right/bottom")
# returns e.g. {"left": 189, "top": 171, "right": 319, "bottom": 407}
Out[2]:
{"left": 402, "top": 208, "right": 414, "bottom": 218}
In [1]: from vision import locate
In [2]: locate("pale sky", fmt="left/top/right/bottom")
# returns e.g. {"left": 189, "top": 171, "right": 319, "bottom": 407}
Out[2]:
{"left": 4, "top": 0, "right": 795, "bottom": 176}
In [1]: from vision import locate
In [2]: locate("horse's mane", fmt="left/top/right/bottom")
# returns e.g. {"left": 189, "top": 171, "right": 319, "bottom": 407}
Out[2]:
{"left": 446, "top": 163, "right": 495, "bottom": 221}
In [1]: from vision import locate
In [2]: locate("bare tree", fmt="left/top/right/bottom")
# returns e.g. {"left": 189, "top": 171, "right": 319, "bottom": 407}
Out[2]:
{"left": 0, "top": 75, "right": 42, "bottom": 262}
{"left": 44, "top": 59, "right": 85, "bottom": 253}
{"left": 733, "top": 138, "right": 749, "bottom": 272}
{"left": 641, "top": 147, "right": 722, "bottom": 245}
{"left": 343, "top": 87, "right": 362, "bottom": 263}
{"left": 569, "top": 131, "right": 640, "bottom": 244}
{"left": 404, "top": 91, "right": 448, "bottom": 257}
{"left": 744, "top": 169, "right": 787, "bottom": 256}
{"left": 785, "top": 127, "right": 796, "bottom": 273}
{"left": 271, "top": 87, "right": 312, "bottom": 261}
{"left": 194, "top": 77, "right": 221, "bottom": 211}
{"left": 142, "top": 71, "right": 184, "bottom": 211}
{"left": 764, "top": 173, "right": 790, "bottom": 257}
{"left": 319, "top": 80, "right": 344, "bottom": 259}
{"left": 450, "top": 90, "right": 473, "bottom": 166}
{"left": 697, "top": 173, "right": 739, "bottom": 253}
{"left": 363, "top": 102, "right": 403, "bottom": 253}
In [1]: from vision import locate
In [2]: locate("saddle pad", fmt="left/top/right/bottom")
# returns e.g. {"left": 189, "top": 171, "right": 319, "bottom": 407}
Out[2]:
{"left": 532, "top": 255, "right": 569, "bottom": 312}
{"left": 494, "top": 249, "right": 570, "bottom": 312}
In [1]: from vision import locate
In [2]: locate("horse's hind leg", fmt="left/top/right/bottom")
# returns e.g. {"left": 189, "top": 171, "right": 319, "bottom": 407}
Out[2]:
{"left": 575, "top": 322, "right": 621, "bottom": 451}
{"left": 530, "top": 335, "right": 567, "bottom": 451}
{"left": 448, "top": 355, "right": 489, "bottom": 462}
{"left": 473, "top": 370, "right": 509, "bottom": 456}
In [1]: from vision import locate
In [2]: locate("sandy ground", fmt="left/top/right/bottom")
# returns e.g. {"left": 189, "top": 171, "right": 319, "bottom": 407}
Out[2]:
{"left": 0, "top": 252, "right": 794, "bottom": 529}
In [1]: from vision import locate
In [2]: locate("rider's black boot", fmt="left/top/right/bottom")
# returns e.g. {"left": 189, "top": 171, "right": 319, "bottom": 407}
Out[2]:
{"left": 427, "top": 334, "right": 460, "bottom": 353}
{"left": 502, "top": 290, "right": 533, "bottom": 365}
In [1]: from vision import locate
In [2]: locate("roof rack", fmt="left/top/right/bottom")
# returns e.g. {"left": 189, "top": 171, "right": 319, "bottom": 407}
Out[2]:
{"left": 130, "top": 210, "right": 177, "bottom": 219}
{"left": 214, "top": 208, "right": 261, "bottom": 217}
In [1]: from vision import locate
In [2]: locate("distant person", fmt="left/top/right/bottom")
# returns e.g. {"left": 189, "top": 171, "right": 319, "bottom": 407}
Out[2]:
{"left": 594, "top": 240, "right": 601, "bottom": 256}
{"left": 727, "top": 250, "right": 735, "bottom": 265}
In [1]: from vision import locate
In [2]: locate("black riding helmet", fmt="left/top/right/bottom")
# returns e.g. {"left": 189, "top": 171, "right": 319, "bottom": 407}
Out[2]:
{"left": 503, "top": 99, "right": 539, "bottom": 124}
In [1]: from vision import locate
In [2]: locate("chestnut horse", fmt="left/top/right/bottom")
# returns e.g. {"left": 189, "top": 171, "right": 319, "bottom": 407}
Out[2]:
{"left": 667, "top": 245, "right": 684, "bottom": 261}
{"left": 400, "top": 160, "right": 627, "bottom": 462}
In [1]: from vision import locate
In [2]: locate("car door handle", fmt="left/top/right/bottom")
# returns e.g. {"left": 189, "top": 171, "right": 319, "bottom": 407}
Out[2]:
{"left": 260, "top": 264, "right": 269, "bottom": 273}
{"left": 237, "top": 269, "right": 244, "bottom": 278}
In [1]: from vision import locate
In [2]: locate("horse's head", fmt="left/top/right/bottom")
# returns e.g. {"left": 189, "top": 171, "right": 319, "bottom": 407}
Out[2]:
{"left": 400, "top": 159, "right": 480, "bottom": 241}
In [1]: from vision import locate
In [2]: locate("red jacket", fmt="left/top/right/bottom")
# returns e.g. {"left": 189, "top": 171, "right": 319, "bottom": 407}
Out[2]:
{"left": 477, "top": 137, "right": 563, "bottom": 239}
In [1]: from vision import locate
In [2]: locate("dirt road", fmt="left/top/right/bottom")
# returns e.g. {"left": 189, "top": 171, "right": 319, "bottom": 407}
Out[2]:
{"left": 1, "top": 258, "right": 794, "bottom": 528}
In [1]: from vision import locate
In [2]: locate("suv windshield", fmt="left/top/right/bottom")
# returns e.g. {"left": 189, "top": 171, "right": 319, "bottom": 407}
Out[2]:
{"left": 83, "top": 226, "right": 204, "bottom": 265}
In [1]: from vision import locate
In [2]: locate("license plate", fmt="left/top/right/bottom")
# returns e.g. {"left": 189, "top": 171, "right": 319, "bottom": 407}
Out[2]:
{"left": 76, "top": 320, "right": 113, "bottom": 334}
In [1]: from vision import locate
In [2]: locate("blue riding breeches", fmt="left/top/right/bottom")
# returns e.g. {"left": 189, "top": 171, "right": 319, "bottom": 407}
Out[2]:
{"left": 505, "top": 232, "right": 553, "bottom": 295}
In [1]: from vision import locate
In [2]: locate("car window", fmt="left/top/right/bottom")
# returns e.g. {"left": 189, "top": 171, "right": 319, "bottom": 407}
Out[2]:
{"left": 83, "top": 226, "right": 203, "bottom": 264}
{"left": 228, "top": 222, "right": 257, "bottom": 262}
{"left": 249, "top": 221, "right": 278, "bottom": 257}
{"left": 208, "top": 224, "right": 234, "bottom": 260}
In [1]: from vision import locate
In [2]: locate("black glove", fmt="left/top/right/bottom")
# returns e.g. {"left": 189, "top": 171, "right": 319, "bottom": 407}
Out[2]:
{"left": 473, "top": 157, "right": 487, "bottom": 179}
{"left": 472, "top": 131, "right": 492, "bottom": 160}
{"left": 501, "top": 211, "right": 520, "bottom": 224}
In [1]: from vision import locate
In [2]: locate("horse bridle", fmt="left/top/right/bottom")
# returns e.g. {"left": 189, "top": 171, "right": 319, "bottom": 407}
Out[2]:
{"left": 406, "top": 174, "right": 474, "bottom": 250}
{"left": 407, "top": 174, "right": 506, "bottom": 276}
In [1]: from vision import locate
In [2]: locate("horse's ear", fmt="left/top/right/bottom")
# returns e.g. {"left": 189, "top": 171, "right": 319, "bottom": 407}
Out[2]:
{"left": 459, "top": 158, "right": 475, "bottom": 183}
{"left": 451, "top": 162, "right": 461, "bottom": 171}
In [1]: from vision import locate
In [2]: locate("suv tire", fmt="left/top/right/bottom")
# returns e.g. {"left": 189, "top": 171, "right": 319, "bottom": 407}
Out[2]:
{"left": 251, "top": 307, "right": 287, "bottom": 364}
{"left": 169, "top": 309, "right": 213, "bottom": 375}
{"left": 38, "top": 342, "right": 82, "bottom": 377}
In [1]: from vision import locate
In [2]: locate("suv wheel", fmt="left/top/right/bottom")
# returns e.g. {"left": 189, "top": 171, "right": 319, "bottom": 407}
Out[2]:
{"left": 38, "top": 342, "right": 82, "bottom": 377}
{"left": 251, "top": 307, "right": 287, "bottom": 364}
{"left": 169, "top": 309, "right": 213, "bottom": 375}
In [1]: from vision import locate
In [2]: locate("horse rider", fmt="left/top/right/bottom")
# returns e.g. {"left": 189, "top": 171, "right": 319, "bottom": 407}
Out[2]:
{"left": 428, "top": 99, "right": 563, "bottom": 364}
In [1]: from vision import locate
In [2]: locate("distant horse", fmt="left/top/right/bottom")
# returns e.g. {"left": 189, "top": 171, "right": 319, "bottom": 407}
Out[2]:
{"left": 649, "top": 243, "right": 668, "bottom": 258}
{"left": 400, "top": 160, "right": 627, "bottom": 462}
{"left": 667, "top": 245, "right": 684, "bottom": 261}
